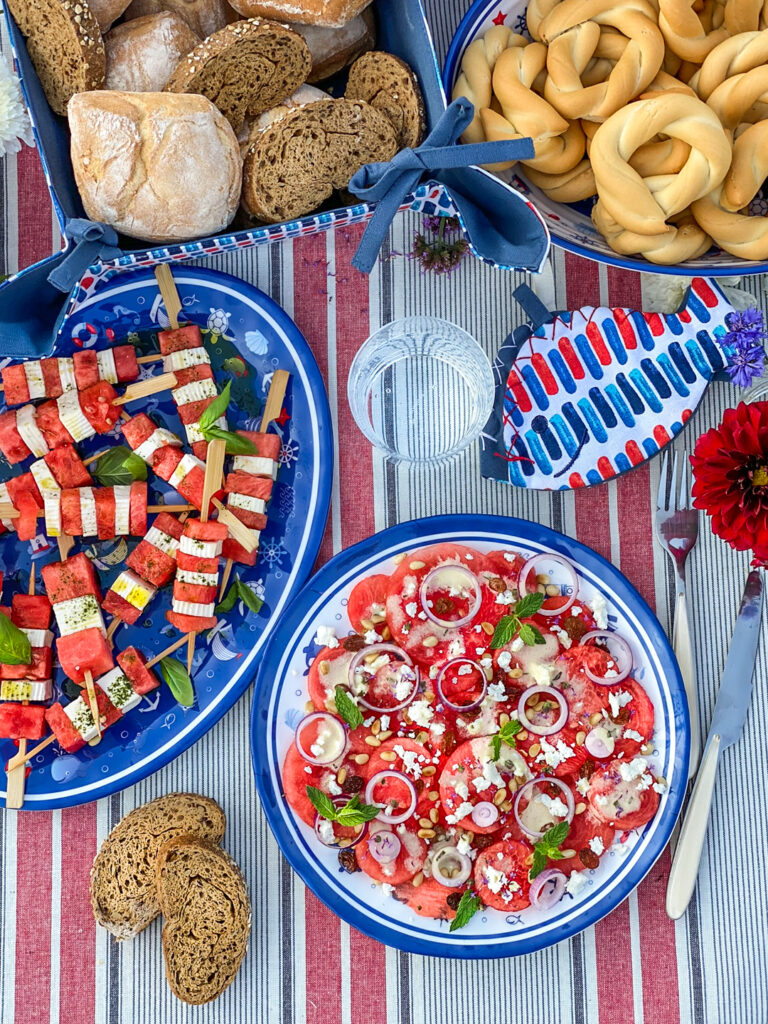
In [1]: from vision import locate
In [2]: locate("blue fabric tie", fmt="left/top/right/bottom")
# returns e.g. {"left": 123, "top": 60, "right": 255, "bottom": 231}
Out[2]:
{"left": 47, "top": 219, "right": 122, "bottom": 292}
{"left": 348, "top": 98, "right": 537, "bottom": 274}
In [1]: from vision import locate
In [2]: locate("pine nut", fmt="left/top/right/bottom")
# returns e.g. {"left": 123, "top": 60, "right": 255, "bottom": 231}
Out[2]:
{"left": 381, "top": 626, "right": 391, "bottom": 641}
{"left": 365, "top": 736, "right": 381, "bottom": 747}
{"left": 409, "top": 561, "right": 426, "bottom": 570}
{"left": 417, "top": 731, "right": 429, "bottom": 743}
{"left": 371, "top": 720, "right": 381, "bottom": 734}
{"left": 422, "top": 765, "right": 437, "bottom": 776}
{"left": 641, "top": 742, "right": 654, "bottom": 755}
{"left": 319, "top": 660, "right": 330, "bottom": 676}
{"left": 337, "top": 767, "right": 347, "bottom": 785}
{"left": 354, "top": 753, "right": 370, "bottom": 764}
{"left": 379, "top": 730, "right": 393, "bottom": 740}
{"left": 493, "top": 788, "right": 507, "bottom": 806}
{"left": 422, "top": 636, "right": 439, "bottom": 648}
{"left": 545, "top": 584, "right": 559, "bottom": 597}
{"left": 560, "top": 848, "right": 575, "bottom": 858}
{"left": 424, "top": 691, "right": 435, "bottom": 702}
{"left": 412, "top": 871, "right": 424, "bottom": 887}
{"left": 364, "top": 652, "right": 379, "bottom": 664}
{"left": 393, "top": 552, "right": 406, "bottom": 564}
{"left": 528, "top": 742, "right": 541, "bottom": 758}
{"left": 501, "top": 799, "right": 513, "bottom": 812}
{"left": 509, "top": 667, "right": 523, "bottom": 679}
{"left": 575, "top": 802, "right": 586, "bottom": 815}
{"left": 360, "top": 618, "right": 374, "bottom": 631}
{"left": 589, "top": 712, "right": 603, "bottom": 726}
{"left": 419, "top": 817, "right": 431, "bottom": 829}
{"left": 499, "top": 713, "right": 510, "bottom": 727}
{"left": 536, "top": 573, "right": 550, "bottom": 584}
{"left": 337, "top": 838, "right": 352, "bottom": 848}
{"left": 576, "top": 730, "right": 586, "bottom": 745}
{"left": 380, "top": 751, "right": 397, "bottom": 762}
{"left": 371, "top": 612, "right": 386, "bottom": 624}
{"left": 517, "top": 728, "right": 528, "bottom": 740}
{"left": 507, "top": 778, "right": 518, "bottom": 794}
{"left": 481, "top": 621, "right": 494, "bottom": 635}
{"left": 417, "top": 828, "right": 436, "bottom": 839}
{"left": 429, "top": 808, "right": 439, "bottom": 823}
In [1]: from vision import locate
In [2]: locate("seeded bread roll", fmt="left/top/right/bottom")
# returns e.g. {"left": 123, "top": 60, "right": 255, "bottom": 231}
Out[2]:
{"left": 105, "top": 13, "right": 201, "bottom": 92}
{"left": 157, "top": 836, "right": 250, "bottom": 1005}
{"left": 68, "top": 90, "right": 242, "bottom": 243}
{"left": 242, "top": 97, "right": 397, "bottom": 223}
{"left": 123, "top": 0, "right": 238, "bottom": 38}
{"left": 294, "top": 9, "right": 375, "bottom": 82}
{"left": 345, "top": 51, "right": 425, "bottom": 150}
{"left": 164, "top": 19, "right": 311, "bottom": 132}
{"left": 88, "top": 0, "right": 132, "bottom": 32}
{"left": 227, "top": 0, "right": 373, "bottom": 27}
{"left": 89, "top": 793, "right": 226, "bottom": 940}
{"left": 7, "top": 0, "right": 106, "bottom": 116}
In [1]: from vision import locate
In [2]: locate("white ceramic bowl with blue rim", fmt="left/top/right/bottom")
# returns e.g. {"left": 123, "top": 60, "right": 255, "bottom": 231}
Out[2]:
{"left": 444, "top": 0, "right": 768, "bottom": 277}
{"left": 0, "top": 266, "right": 332, "bottom": 809}
{"left": 251, "top": 514, "right": 689, "bottom": 957}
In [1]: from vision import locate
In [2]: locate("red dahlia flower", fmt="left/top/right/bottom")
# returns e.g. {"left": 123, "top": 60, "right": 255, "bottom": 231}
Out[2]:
{"left": 691, "top": 402, "right": 768, "bottom": 565}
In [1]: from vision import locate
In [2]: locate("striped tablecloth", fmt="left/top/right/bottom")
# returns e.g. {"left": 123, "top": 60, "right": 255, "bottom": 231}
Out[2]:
{"left": 2, "top": 4, "right": 768, "bottom": 1022}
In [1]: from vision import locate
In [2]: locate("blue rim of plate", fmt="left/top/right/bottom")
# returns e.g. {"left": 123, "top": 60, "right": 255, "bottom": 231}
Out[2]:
{"left": 442, "top": 0, "right": 768, "bottom": 278}
{"left": 251, "top": 514, "right": 689, "bottom": 958}
{"left": 0, "top": 266, "right": 333, "bottom": 809}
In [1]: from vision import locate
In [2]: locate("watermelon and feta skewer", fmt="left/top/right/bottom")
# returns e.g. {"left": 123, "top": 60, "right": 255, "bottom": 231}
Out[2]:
{"left": 120, "top": 414, "right": 209, "bottom": 512}
{"left": 158, "top": 324, "right": 227, "bottom": 459}
{"left": 166, "top": 518, "right": 227, "bottom": 635}
{"left": 0, "top": 473, "right": 44, "bottom": 541}
{"left": 0, "top": 347, "right": 140, "bottom": 406}
{"left": 0, "top": 589, "right": 54, "bottom": 699}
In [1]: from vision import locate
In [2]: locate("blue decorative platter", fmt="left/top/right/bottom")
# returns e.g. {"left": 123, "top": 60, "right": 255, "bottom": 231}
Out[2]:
{"left": 251, "top": 515, "right": 688, "bottom": 958}
{"left": 0, "top": 266, "right": 332, "bottom": 809}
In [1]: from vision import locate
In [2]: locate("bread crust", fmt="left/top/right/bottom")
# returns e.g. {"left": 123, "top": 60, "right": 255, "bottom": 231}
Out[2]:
{"left": 295, "top": 8, "right": 375, "bottom": 82}
{"left": 105, "top": 12, "right": 201, "bottom": 92}
{"left": 227, "top": 0, "right": 374, "bottom": 28}
{"left": 123, "top": 0, "right": 238, "bottom": 38}
{"left": 88, "top": 0, "right": 133, "bottom": 32}
{"left": 345, "top": 50, "right": 426, "bottom": 149}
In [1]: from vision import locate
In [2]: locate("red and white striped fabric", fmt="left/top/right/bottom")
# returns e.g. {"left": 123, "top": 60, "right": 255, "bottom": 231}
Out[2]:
{"left": 2, "top": 7, "right": 768, "bottom": 1022}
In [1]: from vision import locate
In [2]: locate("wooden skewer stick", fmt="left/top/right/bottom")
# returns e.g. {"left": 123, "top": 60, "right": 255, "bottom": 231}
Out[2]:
{"left": 5, "top": 566, "right": 38, "bottom": 808}
{"left": 136, "top": 354, "right": 164, "bottom": 365}
{"left": 83, "top": 668, "right": 101, "bottom": 743}
{"left": 0, "top": 503, "right": 195, "bottom": 520}
{"left": 82, "top": 449, "right": 110, "bottom": 467}
{"left": 57, "top": 534, "right": 74, "bottom": 560}
{"left": 155, "top": 264, "right": 182, "bottom": 331}
{"left": 145, "top": 634, "right": 188, "bottom": 669}
{"left": 7, "top": 733, "right": 55, "bottom": 772}
{"left": 112, "top": 372, "right": 178, "bottom": 406}
{"left": 219, "top": 558, "right": 234, "bottom": 601}
{"left": 106, "top": 617, "right": 120, "bottom": 647}
{"left": 186, "top": 633, "right": 196, "bottom": 675}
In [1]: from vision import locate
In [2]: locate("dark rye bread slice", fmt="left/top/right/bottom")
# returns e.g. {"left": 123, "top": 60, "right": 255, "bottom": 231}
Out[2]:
{"left": 157, "top": 836, "right": 251, "bottom": 1005}
{"left": 90, "top": 793, "right": 225, "bottom": 940}
{"left": 7, "top": 0, "right": 105, "bottom": 116}
{"left": 164, "top": 18, "right": 311, "bottom": 133}
{"left": 242, "top": 97, "right": 397, "bottom": 223}
{"left": 345, "top": 51, "right": 426, "bottom": 150}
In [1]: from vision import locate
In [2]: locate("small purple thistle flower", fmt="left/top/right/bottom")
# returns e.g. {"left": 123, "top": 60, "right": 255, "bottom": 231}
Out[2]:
{"left": 720, "top": 307, "right": 767, "bottom": 387}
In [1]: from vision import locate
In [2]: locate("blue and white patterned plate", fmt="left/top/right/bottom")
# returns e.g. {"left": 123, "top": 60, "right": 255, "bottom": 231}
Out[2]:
{"left": 0, "top": 266, "right": 332, "bottom": 809}
{"left": 251, "top": 515, "right": 689, "bottom": 958}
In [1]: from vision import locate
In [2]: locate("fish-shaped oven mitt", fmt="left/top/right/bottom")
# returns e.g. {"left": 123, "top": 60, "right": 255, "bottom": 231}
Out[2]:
{"left": 480, "top": 277, "right": 733, "bottom": 490}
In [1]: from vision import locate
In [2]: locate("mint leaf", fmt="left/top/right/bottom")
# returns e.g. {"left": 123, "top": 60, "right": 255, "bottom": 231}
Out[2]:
{"left": 201, "top": 425, "right": 257, "bottom": 455}
{"left": 490, "top": 614, "right": 520, "bottom": 650}
{"left": 491, "top": 719, "right": 523, "bottom": 761}
{"left": 306, "top": 785, "right": 338, "bottom": 821}
{"left": 198, "top": 379, "right": 231, "bottom": 432}
{"left": 491, "top": 734, "right": 502, "bottom": 761}
{"left": 515, "top": 592, "right": 546, "bottom": 619}
{"left": 449, "top": 890, "right": 482, "bottom": 932}
{"left": 306, "top": 786, "right": 379, "bottom": 827}
{"left": 0, "top": 611, "right": 31, "bottom": 665}
{"left": 335, "top": 801, "right": 381, "bottom": 827}
{"left": 92, "top": 446, "right": 147, "bottom": 486}
{"left": 529, "top": 847, "right": 549, "bottom": 880}
{"left": 530, "top": 821, "right": 570, "bottom": 879}
{"left": 334, "top": 686, "right": 363, "bottom": 730}
{"left": 518, "top": 622, "right": 545, "bottom": 647}
{"left": 543, "top": 820, "right": 570, "bottom": 848}
{"left": 159, "top": 657, "right": 195, "bottom": 707}
{"left": 236, "top": 580, "right": 263, "bottom": 614}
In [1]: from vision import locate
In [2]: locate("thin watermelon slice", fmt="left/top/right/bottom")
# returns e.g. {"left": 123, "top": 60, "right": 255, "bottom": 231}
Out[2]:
{"left": 44, "top": 444, "right": 92, "bottom": 488}
{"left": 158, "top": 324, "right": 203, "bottom": 354}
{"left": 347, "top": 574, "right": 390, "bottom": 634}
{"left": 35, "top": 401, "right": 71, "bottom": 448}
{"left": 94, "top": 487, "right": 116, "bottom": 539}
{"left": 588, "top": 758, "right": 661, "bottom": 830}
{"left": 60, "top": 490, "right": 83, "bottom": 536}
{"left": 393, "top": 876, "right": 456, "bottom": 921}
{"left": 113, "top": 345, "right": 139, "bottom": 382}
{"left": 474, "top": 839, "right": 533, "bottom": 911}
{"left": 173, "top": 363, "right": 215, "bottom": 388}
{"left": 554, "top": 807, "right": 615, "bottom": 876}
{"left": 307, "top": 646, "right": 354, "bottom": 711}
{"left": 129, "top": 481, "right": 147, "bottom": 536}
{"left": 1, "top": 365, "right": 30, "bottom": 405}
{"left": 184, "top": 519, "right": 228, "bottom": 543}
{"left": 166, "top": 610, "right": 217, "bottom": 633}
{"left": 0, "top": 410, "right": 32, "bottom": 464}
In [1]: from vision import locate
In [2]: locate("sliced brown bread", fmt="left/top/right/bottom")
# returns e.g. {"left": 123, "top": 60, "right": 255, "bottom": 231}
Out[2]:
{"left": 89, "top": 793, "right": 226, "bottom": 940}
{"left": 7, "top": 0, "right": 105, "bottom": 116}
{"left": 345, "top": 51, "right": 426, "bottom": 150}
{"left": 164, "top": 18, "right": 312, "bottom": 133}
{"left": 157, "top": 836, "right": 251, "bottom": 1005}
{"left": 242, "top": 97, "right": 397, "bottom": 223}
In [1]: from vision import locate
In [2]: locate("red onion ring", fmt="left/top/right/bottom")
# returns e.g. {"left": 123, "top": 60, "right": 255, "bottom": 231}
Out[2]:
{"left": 579, "top": 630, "right": 632, "bottom": 685}
{"left": 313, "top": 799, "right": 369, "bottom": 849}
{"left": 348, "top": 644, "right": 419, "bottom": 712}
{"left": 585, "top": 724, "right": 615, "bottom": 759}
{"left": 367, "top": 829, "right": 402, "bottom": 864}
{"left": 529, "top": 868, "right": 567, "bottom": 909}
{"left": 517, "top": 686, "right": 568, "bottom": 736}
{"left": 431, "top": 845, "right": 472, "bottom": 888}
{"left": 436, "top": 658, "right": 488, "bottom": 711}
{"left": 295, "top": 712, "right": 349, "bottom": 766}
{"left": 518, "top": 553, "right": 578, "bottom": 617}
{"left": 365, "top": 770, "right": 418, "bottom": 824}
{"left": 471, "top": 801, "right": 499, "bottom": 828}
{"left": 513, "top": 776, "right": 575, "bottom": 840}
{"left": 419, "top": 564, "right": 482, "bottom": 629}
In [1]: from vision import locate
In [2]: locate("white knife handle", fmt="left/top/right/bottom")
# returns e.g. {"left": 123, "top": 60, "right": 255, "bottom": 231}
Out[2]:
{"left": 666, "top": 733, "right": 721, "bottom": 920}
{"left": 673, "top": 590, "right": 699, "bottom": 778}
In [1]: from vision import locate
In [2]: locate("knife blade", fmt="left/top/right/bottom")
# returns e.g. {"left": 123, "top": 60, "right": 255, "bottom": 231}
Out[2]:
{"left": 666, "top": 568, "right": 764, "bottom": 919}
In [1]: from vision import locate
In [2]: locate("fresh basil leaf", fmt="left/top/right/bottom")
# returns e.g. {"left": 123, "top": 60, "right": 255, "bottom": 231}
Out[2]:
{"left": 515, "top": 591, "right": 546, "bottom": 619}
{"left": 92, "top": 446, "right": 148, "bottom": 486}
{"left": 159, "top": 656, "right": 195, "bottom": 707}
{"left": 201, "top": 426, "right": 257, "bottom": 455}
{"left": 306, "top": 785, "right": 339, "bottom": 822}
{"left": 518, "top": 622, "right": 545, "bottom": 647}
{"left": 490, "top": 614, "right": 519, "bottom": 650}
{"left": 529, "top": 847, "right": 549, "bottom": 880}
{"left": 0, "top": 611, "right": 31, "bottom": 665}
{"left": 198, "top": 380, "right": 231, "bottom": 433}
{"left": 214, "top": 582, "right": 239, "bottom": 615}
{"left": 335, "top": 801, "right": 381, "bottom": 827}
{"left": 449, "top": 890, "right": 482, "bottom": 932}
{"left": 491, "top": 734, "right": 502, "bottom": 761}
{"left": 236, "top": 580, "right": 263, "bottom": 614}
{"left": 334, "top": 685, "right": 363, "bottom": 730}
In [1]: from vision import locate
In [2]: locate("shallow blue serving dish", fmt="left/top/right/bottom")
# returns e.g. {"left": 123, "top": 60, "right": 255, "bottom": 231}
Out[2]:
{"left": 0, "top": 266, "right": 332, "bottom": 809}
{"left": 251, "top": 514, "right": 689, "bottom": 958}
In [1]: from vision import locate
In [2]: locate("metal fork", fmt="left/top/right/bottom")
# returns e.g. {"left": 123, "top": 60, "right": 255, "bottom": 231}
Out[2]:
{"left": 655, "top": 450, "right": 700, "bottom": 778}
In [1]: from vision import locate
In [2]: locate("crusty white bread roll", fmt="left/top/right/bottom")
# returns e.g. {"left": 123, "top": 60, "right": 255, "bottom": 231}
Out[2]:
{"left": 227, "top": 0, "right": 373, "bottom": 28}
{"left": 89, "top": 0, "right": 133, "bottom": 32}
{"left": 293, "top": 9, "right": 375, "bottom": 82}
{"left": 68, "top": 91, "right": 242, "bottom": 243}
{"left": 105, "top": 13, "right": 201, "bottom": 92}
{"left": 123, "top": 0, "right": 238, "bottom": 38}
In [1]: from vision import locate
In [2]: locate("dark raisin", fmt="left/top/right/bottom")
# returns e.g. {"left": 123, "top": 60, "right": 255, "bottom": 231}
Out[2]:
{"left": 609, "top": 707, "right": 631, "bottom": 725}
{"left": 579, "top": 758, "right": 596, "bottom": 780}
{"left": 341, "top": 774, "right": 364, "bottom": 795}
{"left": 440, "top": 729, "right": 458, "bottom": 756}
{"left": 338, "top": 849, "right": 359, "bottom": 873}
{"left": 578, "top": 848, "right": 599, "bottom": 870}
{"left": 488, "top": 576, "right": 507, "bottom": 593}
{"left": 563, "top": 616, "right": 589, "bottom": 642}
{"left": 446, "top": 891, "right": 464, "bottom": 910}
{"left": 342, "top": 634, "right": 367, "bottom": 652}
{"left": 434, "top": 597, "right": 454, "bottom": 615}
{"left": 474, "top": 834, "right": 495, "bottom": 851}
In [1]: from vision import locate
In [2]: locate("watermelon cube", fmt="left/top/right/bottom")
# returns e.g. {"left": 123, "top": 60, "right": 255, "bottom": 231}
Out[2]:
{"left": 42, "top": 552, "right": 102, "bottom": 604}
{"left": 158, "top": 324, "right": 203, "bottom": 355}
{"left": 73, "top": 350, "right": 99, "bottom": 389}
{"left": 0, "top": 410, "right": 31, "bottom": 464}
{"left": 44, "top": 702, "right": 84, "bottom": 752}
{"left": 102, "top": 590, "right": 142, "bottom": 625}
{"left": 113, "top": 346, "right": 139, "bottom": 383}
{"left": 222, "top": 536, "right": 260, "bottom": 566}
{"left": 1, "top": 365, "right": 30, "bottom": 405}
{"left": 126, "top": 541, "right": 175, "bottom": 588}
{"left": 117, "top": 647, "right": 159, "bottom": 695}
{"left": 184, "top": 519, "right": 228, "bottom": 544}
{"left": 44, "top": 444, "right": 92, "bottom": 488}
{"left": 129, "top": 481, "right": 147, "bottom": 536}
{"left": 120, "top": 413, "right": 155, "bottom": 451}
{"left": 238, "top": 430, "right": 281, "bottom": 462}
{"left": 94, "top": 487, "right": 116, "bottom": 539}
{"left": 0, "top": 702, "right": 47, "bottom": 740}
{"left": 176, "top": 550, "right": 219, "bottom": 574}
{"left": 80, "top": 382, "right": 119, "bottom": 434}
{"left": 12, "top": 594, "right": 52, "bottom": 629}
{"left": 173, "top": 363, "right": 215, "bottom": 388}
{"left": 0, "top": 646, "right": 52, "bottom": 681}
{"left": 56, "top": 629, "right": 114, "bottom": 684}
{"left": 173, "top": 580, "right": 217, "bottom": 606}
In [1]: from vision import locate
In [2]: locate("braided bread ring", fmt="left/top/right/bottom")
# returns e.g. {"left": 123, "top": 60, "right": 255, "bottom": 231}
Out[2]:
{"left": 707, "top": 65, "right": 768, "bottom": 128}
{"left": 480, "top": 109, "right": 586, "bottom": 172}
{"left": 721, "top": 120, "right": 768, "bottom": 210}
{"left": 658, "top": 0, "right": 729, "bottom": 61}
{"left": 593, "top": 200, "right": 712, "bottom": 262}
{"left": 692, "top": 184, "right": 768, "bottom": 259}
{"left": 491, "top": 43, "right": 570, "bottom": 137}
{"left": 724, "top": 0, "right": 764, "bottom": 35}
{"left": 590, "top": 92, "right": 731, "bottom": 234}
{"left": 524, "top": 159, "right": 597, "bottom": 201}
{"left": 452, "top": 27, "right": 525, "bottom": 144}
{"left": 695, "top": 29, "right": 768, "bottom": 99}
{"left": 527, "top": 0, "right": 561, "bottom": 41}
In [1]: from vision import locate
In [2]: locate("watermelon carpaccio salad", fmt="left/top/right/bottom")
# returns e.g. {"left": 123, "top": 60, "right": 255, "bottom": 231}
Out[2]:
{"left": 282, "top": 543, "right": 667, "bottom": 929}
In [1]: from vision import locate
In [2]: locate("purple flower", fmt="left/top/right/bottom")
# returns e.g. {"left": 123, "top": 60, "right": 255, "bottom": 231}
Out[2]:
{"left": 723, "top": 307, "right": 767, "bottom": 346}
{"left": 725, "top": 342, "right": 765, "bottom": 388}
{"left": 720, "top": 307, "right": 767, "bottom": 387}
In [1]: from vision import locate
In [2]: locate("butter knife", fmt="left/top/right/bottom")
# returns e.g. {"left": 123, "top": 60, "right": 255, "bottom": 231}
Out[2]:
{"left": 666, "top": 568, "right": 764, "bottom": 920}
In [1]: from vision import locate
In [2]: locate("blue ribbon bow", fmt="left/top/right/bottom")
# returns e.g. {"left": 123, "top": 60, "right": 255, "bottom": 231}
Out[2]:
{"left": 47, "top": 219, "right": 122, "bottom": 292}
{"left": 348, "top": 98, "right": 537, "bottom": 274}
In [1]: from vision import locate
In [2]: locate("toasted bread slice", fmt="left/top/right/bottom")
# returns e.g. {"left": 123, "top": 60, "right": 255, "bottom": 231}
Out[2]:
{"left": 90, "top": 793, "right": 226, "bottom": 940}
{"left": 7, "top": 0, "right": 105, "bottom": 116}
{"left": 157, "top": 836, "right": 251, "bottom": 1005}
{"left": 242, "top": 97, "right": 397, "bottom": 223}
{"left": 164, "top": 18, "right": 311, "bottom": 132}
{"left": 345, "top": 51, "right": 425, "bottom": 150}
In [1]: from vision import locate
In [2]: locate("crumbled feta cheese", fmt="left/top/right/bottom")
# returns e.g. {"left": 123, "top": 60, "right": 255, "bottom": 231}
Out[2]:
{"left": 498, "top": 651, "right": 512, "bottom": 670}
{"left": 456, "top": 837, "right": 471, "bottom": 857}
{"left": 455, "top": 781, "right": 469, "bottom": 800}
{"left": 552, "top": 626, "right": 572, "bottom": 649}
{"left": 608, "top": 690, "right": 633, "bottom": 718}
{"left": 589, "top": 836, "right": 604, "bottom": 856}
{"left": 536, "top": 737, "right": 575, "bottom": 769}
{"left": 495, "top": 590, "right": 517, "bottom": 605}
{"left": 402, "top": 577, "right": 417, "bottom": 598}
{"left": 618, "top": 757, "right": 649, "bottom": 782}
{"left": 381, "top": 883, "right": 395, "bottom": 897}
{"left": 475, "top": 647, "right": 485, "bottom": 656}
{"left": 315, "top": 625, "right": 339, "bottom": 648}
{"left": 652, "top": 779, "right": 667, "bottom": 794}
{"left": 529, "top": 661, "right": 556, "bottom": 687}
{"left": 484, "top": 866, "right": 506, "bottom": 894}
{"left": 572, "top": 606, "right": 582, "bottom": 615}
{"left": 487, "top": 681, "right": 507, "bottom": 702}
{"left": 379, "top": 716, "right": 390, "bottom": 732}
{"left": 447, "top": 638, "right": 465, "bottom": 660}
{"left": 566, "top": 871, "right": 588, "bottom": 897}
{"left": 394, "top": 744, "right": 423, "bottom": 779}
{"left": 637, "top": 773, "right": 653, "bottom": 791}
{"left": 510, "top": 637, "right": 525, "bottom": 653}
{"left": 457, "top": 663, "right": 473, "bottom": 676}
{"left": 408, "top": 699, "right": 434, "bottom": 727}
{"left": 537, "top": 793, "right": 569, "bottom": 818}
{"left": 430, "top": 721, "right": 446, "bottom": 737}
{"left": 624, "top": 728, "right": 644, "bottom": 742}
{"left": 371, "top": 603, "right": 385, "bottom": 616}
{"left": 317, "top": 820, "right": 335, "bottom": 844}
{"left": 394, "top": 676, "right": 414, "bottom": 701}
{"left": 327, "top": 779, "right": 342, "bottom": 796}
{"left": 364, "top": 629, "right": 381, "bottom": 645}
{"left": 503, "top": 552, "right": 516, "bottom": 562}
{"left": 446, "top": 801, "right": 474, "bottom": 824}
{"left": 576, "top": 777, "right": 590, "bottom": 796}
{"left": 429, "top": 665, "right": 439, "bottom": 680}
{"left": 405, "top": 601, "right": 418, "bottom": 617}
{"left": 304, "top": 765, "right": 312, "bottom": 774}
{"left": 590, "top": 594, "right": 608, "bottom": 629}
